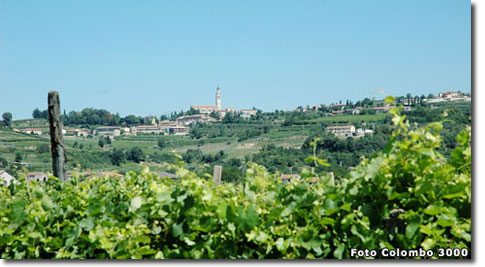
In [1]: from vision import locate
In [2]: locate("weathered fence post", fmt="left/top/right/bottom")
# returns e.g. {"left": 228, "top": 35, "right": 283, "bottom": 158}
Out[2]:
{"left": 213, "top": 165, "right": 222, "bottom": 185}
{"left": 48, "top": 91, "right": 66, "bottom": 180}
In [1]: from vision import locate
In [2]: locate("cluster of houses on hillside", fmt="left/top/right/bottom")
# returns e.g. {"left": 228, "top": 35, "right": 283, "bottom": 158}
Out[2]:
{"left": 424, "top": 91, "right": 471, "bottom": 104}
{"left": 0, "top": 170, "right": 50, "bottom": 186}
{"left": 13, "top": 122, "right": 191, "bottom": 138}
{"left": 94, "top": 120, "right": 190, "bottom": 138}
{"left": 296, "top": 91, "right": 470, "bottom": 115}
{"left": 295, "top": 103, "right": 411, "bottom": 115}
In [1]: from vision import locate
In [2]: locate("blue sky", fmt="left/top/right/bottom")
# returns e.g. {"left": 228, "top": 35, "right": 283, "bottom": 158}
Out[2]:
{"left": 0, "top": 0, "right": 471, "bottom": 119}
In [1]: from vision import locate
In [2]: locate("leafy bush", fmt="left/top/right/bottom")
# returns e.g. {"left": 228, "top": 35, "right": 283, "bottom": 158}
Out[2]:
{"left": 0, "top": 105, "right": 471, "bottom": 259}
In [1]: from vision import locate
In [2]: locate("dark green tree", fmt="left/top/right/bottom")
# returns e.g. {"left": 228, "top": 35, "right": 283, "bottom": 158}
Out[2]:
{"left": 2, "top": 112, "right": 12, "bottom": 127}
{"left": 37, "top": 144, "right": 50, "bottom": 154}
{"left": 189, "top": 127, "right": 203, "bottom": 139}
{"left": 157, "top": 139, "right": 166, "bottom": 150}
{"left": 14, "top": 152, "right": 22, "bottom": 162}
{"left": 127, "top": 147, "right": 145, "bottom": 163}
{"left": 0, "top": 157, "right": 7, "bottom": 168}
{"left": 110, "top": 149, "right": 126, "bottom": 166}
{"left": 209, "top": 111, "right": 219, "bottom": 119}
{"left": 98, "top": 138, "right": 105, "bottom": 148}
{"left": 222, "top": 112, "right": 234, "bottom": 123}
{"left": 32, "top": 108, "right": 42, "bottom": 119}
{"left": 221, "top": 166, "right": 243, "bottom": 183}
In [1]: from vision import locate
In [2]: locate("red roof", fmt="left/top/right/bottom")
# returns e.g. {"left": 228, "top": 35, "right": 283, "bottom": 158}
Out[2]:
{"left": 191, "top": 105, "right": 218, "bottom": 109}
{"left": 281, "top": 174, "right": 301, "bottom": 180}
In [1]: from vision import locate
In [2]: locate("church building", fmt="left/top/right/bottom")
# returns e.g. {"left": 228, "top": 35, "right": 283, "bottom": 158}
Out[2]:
{"left": 191, "top": 86, "right": 222, "bottom": 115}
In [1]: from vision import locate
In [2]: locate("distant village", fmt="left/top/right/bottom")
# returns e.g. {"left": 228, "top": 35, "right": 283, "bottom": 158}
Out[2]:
{"left": 11, "top": 88, "right": 470, "bottom": 141}
{"left": 12, "top": 86, "right": 260, "bottom": 139}
{"left": 1, "top": 88, "right": 471, "bottom": 187}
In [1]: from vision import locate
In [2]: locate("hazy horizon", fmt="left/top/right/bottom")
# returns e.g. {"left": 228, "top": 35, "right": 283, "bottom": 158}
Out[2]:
{"left": 1, "top": 0, "right": 471, "bottom": 119}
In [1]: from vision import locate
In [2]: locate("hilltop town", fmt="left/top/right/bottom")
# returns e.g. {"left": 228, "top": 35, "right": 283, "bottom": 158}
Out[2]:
{"left": 8, "top": 87, "right": 470, "bottom": 140}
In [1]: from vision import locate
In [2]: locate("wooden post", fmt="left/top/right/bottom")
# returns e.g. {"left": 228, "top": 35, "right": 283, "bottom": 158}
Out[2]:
{"left": 48, "top": 91, "right": 66, "bottom": 180}
{"left": 213, "top": 165, "right": 222, "bottom": 185}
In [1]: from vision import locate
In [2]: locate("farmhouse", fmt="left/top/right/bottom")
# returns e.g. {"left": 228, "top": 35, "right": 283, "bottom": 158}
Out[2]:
{"left": 370, "top": 106, "right": 391, "bottom": 113}
{"left": 66, "top": 128, "right": 89, "bottom": 137}
{"left": 96, "top": 126, "right": 121, "bottom": 137}
{"left": 20, "top": 128, "right": 42, "bottom": 135}
{"left": 280, "top": 174, "right": 301, "bottom": 184}
{"left": 168, "top": 126, "right": 190, "bottom": 135}
{"left": 135, "top": 125, "right": 162, "bottom": 135}
{"left": 26, "top": 172, "right": 48, "bottom": 183}
{"left": 325, "top": 125, "right": 356, "bottom": 137}
{"left": 240, "top": 109, "right": 258, "bottom": 119}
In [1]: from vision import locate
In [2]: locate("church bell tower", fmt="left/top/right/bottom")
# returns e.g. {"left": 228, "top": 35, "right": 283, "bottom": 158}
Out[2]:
{"left": 216, "top": 86, "right": 221, "bottom": 110}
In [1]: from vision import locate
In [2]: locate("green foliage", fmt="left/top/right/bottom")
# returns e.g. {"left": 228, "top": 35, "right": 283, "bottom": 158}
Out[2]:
{"left": 127, "top": 147, "right": 145, "bottom": 163}
{"left": 98, "top": 138, "right": 105, "bottom": 148}
{"left": 0, "top": 156, "right": 8, "bottom": 168}
{"left": 37, "top": 144, "right": 50, "bottom": 154}
{"left": 110, "top": 149, "right": 126, "bottom": 166}
{"left": 14, "top": 152, "right": 23, "bottom": 162}
{"left": 221, "top": 166, "right": 243, "bottom": 183}
{"left": 0, "top": 104, "right": 471, "bottom": 259}
{"left": 157, "top": 139, "right": 166, "bottom": 150}
{"left": 2, "top": 112, "right": 13, "bottom": 127}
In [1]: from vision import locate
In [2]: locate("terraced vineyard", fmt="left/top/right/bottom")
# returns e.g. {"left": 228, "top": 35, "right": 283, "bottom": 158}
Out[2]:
{"left": 297, "top": 113, "right": 389, "bottom": 124}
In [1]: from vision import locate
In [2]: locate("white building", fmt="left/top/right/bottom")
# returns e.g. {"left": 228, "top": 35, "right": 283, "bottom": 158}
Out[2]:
{"left": 0, "top": 170, "right": 17, "bottom": 186}
{"left": 96, "top": 126, "right": 121, "bottom": 137}
{"left": 218, "top": 108, "right": 235, "bottom": 119}
{"left": 425, "top": 91, "right": 470, "bottom": 103}
{"left": 439, "top": 91, "right": 463, "bottom": 100}
{"left": 135, "top": 125, "right": 162, "bottom": 134}
{"left": 356, "top": 128, "right": 374, "bottom": 137}
{"left": 20, "top": 128, "right": 42, "bottom": 135}
{"left": 325, "top": 125, "right": 356, "bottom": 137}
{"left": 240, "top": 109, "right": 258, "bottom": 119}
{"left": 168, "top": 126, "right": 190, "bottom": 135}
{"left": 176, "top": 114, "right": 217, "bottom": 126}
{"left": 26, "top": 172, "right": 48, "bottom": 183}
